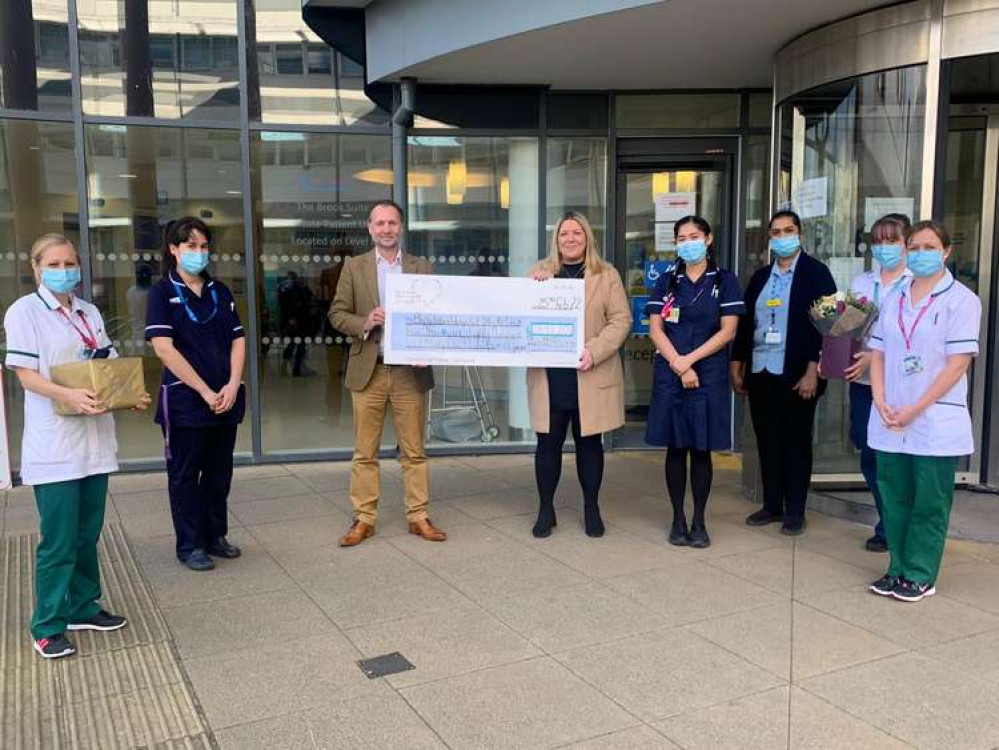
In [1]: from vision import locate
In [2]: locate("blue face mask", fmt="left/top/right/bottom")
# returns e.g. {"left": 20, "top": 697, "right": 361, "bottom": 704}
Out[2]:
{"left": 677, "top": 239, "right": 707, "bottom": 264}
{"left": 41, "top": 267, "right": 81, "bottom": 294}
{"left": 179, "top": 250, "right": 209, "bottom": 274}
{"left": 906, "top": 249, "right": 944, "bottom": 278}
{"left": 872, "top": 244, "right": 904, "bottom": 270}
{"left": 769, "top": 235, "right": 801, "bottom": 258}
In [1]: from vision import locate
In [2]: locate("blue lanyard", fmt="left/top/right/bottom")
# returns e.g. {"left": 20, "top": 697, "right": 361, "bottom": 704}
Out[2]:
{"left": 171, "top": 279, "right": 218, "bottom": 324}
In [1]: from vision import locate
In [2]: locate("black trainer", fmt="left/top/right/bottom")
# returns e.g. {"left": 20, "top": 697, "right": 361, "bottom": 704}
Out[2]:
{"left": 687, "top": 523, "right": 711, "bottom": 549}
{"left": 207, "top": 537, "right": 242, "bottom": 559}
{"left": 892, "top": 579, "right": 936, "bottom": 602}
{"left": 868, "top": 574, "right": 899, "bottom": 597}
{"left": 181, "top": 548, "right": 215, "bottom": 571}
{"left": 33, "top": 634, "right": 76, "bottom": 659}
{"left": 68, "top": 610, "right": 128, "bottom": 632}
{"left": 746, "top": 509, "right": 782, "bottom": 527}
{"left": 865, "top": 536, "right": 888, "bottom": 553}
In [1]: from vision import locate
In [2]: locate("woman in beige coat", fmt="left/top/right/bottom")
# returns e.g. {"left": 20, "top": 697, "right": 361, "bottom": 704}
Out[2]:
{"left": 528, "top": 212, "right": 632, "bottom": 538}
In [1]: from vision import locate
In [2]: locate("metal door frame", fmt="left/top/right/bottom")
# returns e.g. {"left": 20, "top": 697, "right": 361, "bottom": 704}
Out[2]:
{"left": 609, "top": 136, "right": 741, "bottom": 450}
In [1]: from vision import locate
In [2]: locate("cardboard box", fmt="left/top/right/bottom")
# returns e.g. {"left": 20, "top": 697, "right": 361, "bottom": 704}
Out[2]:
{"left": 49, "top": 357, "right": 146, "bottom": 416}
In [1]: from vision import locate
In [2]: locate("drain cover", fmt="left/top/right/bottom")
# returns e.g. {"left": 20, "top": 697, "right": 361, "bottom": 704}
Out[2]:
{"left": 357, "top": 652, "right": 416, "bottom": 679}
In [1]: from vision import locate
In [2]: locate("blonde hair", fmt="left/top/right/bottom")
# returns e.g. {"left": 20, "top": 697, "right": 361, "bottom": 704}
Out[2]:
{"left": 30, "top": 233, "right": 79, "bottom": 283}
{"left": 540, "top": 212, "right": 609, "bottom": 276}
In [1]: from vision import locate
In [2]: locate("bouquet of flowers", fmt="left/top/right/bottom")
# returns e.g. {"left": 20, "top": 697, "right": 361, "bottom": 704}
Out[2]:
{"left": 809, "top": 292, "right": 878, "bottom": 380}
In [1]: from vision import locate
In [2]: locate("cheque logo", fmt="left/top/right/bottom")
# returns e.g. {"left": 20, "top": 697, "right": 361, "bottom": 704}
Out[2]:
{"left": 396, "top": 278, "right": 444, "bottom": 309}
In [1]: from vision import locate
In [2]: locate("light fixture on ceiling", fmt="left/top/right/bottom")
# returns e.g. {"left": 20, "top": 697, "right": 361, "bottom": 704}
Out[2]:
{"left": 652, "top": 172, "right": 669, "bottom": 197}
{"left": 674, "top": 171, "right": 697, "bottom": 193}
{"left": 500, "top": 177, "right": 510, "bottom": 210}
{"left": 446, "top": 159, "right": 467, "bottom": 205}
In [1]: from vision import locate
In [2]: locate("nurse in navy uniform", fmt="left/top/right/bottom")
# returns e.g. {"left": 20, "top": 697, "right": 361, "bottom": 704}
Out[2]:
{"left": 146, "top": 217, "right": 246, "bottom": 571}
{"left": 645, "top": 216, "right": 745, "bottom": 547}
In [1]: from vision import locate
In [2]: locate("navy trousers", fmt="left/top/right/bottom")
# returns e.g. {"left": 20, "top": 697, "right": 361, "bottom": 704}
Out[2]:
{"left": 849, "top": 382, "right": 886, "bottom": 541}
{"left": 165, "top": 424, "right": 238, "bottom": 559}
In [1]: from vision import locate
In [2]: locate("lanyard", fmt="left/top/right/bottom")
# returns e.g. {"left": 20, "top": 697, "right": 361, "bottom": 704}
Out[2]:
{"left": 897, "top": 292, "right": 938, "bottom": 351}
{"left": 57, "top": 307, "right": 98, "bottom": 350}
{"left": 171, "top": 279, "right": 219, "bottom": 324}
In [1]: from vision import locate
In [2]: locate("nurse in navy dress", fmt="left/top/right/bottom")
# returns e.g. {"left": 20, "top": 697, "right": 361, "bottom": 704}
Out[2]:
{"left": 645, "top": 216, "right": 745, "bottom": 547}
{"left": 145, "top": 217, "right": 246, "bottom": 572}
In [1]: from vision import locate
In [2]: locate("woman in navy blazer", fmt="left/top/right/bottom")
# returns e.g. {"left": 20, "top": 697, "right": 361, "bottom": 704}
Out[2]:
{"left": 730, "top": 211, "right": 836, "bottom": 535}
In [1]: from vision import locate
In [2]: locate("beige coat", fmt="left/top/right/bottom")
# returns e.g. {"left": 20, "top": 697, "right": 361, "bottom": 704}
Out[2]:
{"left": 527, "top": 264, "right": 632, "bottom": 437}
{"left": 328, "top": 249, "right": 434, "bottom": 393}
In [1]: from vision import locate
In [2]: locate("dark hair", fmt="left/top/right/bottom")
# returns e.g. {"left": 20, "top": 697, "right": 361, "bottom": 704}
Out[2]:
{"left": 870, "top": 214, "right": 910, "bottom": 245}
{"left": 906, "top": 219, "right": 952, "bottom": 249}
{"left": 769, "top": 210, "right": 802, "bottom": 232}
{"left": 669, "top": 215, "right": 721, "bottom": 297}
{"left": 367, "top": 199, "right": 405, "bottom": 222}
{"left": 162, "top": 216, "right": 212, "bottom": 276}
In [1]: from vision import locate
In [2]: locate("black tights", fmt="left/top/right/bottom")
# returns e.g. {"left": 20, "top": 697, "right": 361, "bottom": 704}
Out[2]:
{"left": 666, "top": 448, "right": 713, "bottom": 527}
{"left": 535, "top": 409, "right": 604, "bottom": 507}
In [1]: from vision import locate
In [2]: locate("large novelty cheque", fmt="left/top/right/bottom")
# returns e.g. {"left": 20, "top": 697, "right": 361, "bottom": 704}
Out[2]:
{"left": 383, "top": 274, "right": 585, "bottom": 368}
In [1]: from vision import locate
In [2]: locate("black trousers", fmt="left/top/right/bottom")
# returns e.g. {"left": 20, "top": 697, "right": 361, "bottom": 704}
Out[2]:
{"left": 747, "top": 371, "right": 818, "bottom": 521}
{"left": 165, "top": 424, "right": 238, "bottom": 558}
{"left": 535, "top": 408, "right": 604, "bottom": 507}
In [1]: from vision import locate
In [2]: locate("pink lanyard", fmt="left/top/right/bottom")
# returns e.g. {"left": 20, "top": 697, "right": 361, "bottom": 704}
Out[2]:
{"left": 897, "top": 292, "right": 937, "bottom": 352}
{"left": 57, "top": 307, "right": 98, "bottom": 350}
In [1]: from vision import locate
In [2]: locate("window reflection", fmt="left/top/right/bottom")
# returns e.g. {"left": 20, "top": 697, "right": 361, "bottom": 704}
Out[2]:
{"left": 78, "top": 0, "right": 241, "bottom": 121}
{"left": 244, "top": 0, "right": 389, "bottom": 126}
{"left": 0, "top": 2, "right": 72, "bottom": 112}
{"left": 0, "top": 120, "right": 80, "bottom": 469}
{"left": 778, "top": 65, "right": 926, "bottom": 474}
{"left": 252, "top": 132, "right": 392, "bottom": 453}
{"left": 408, "top": 136, "right": 540, "bottom": 445}
{"left": 84, "top": 124, "right": 251, "bottom": 459}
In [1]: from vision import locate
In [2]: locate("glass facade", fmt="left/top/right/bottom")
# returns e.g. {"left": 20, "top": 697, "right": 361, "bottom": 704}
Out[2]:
{"left": 777, "top": 65, "right": 926, "bottom": 474}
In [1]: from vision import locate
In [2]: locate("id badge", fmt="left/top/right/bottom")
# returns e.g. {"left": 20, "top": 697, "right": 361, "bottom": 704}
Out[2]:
{"left": 765, "top": 330, "right": 782, "bottom": 345}
{"left": 902, "top": 355, "right": 923, "bottom": 376}
{"left": 665, "top": 307, "right": 680, "bottom": 324}
{"left": 766, "top": 298, "right": 782, "bottom": 308}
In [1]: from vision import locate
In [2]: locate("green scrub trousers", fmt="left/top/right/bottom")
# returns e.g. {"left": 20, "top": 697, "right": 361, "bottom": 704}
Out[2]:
{"left": 875, "top": 451, "right": 956, "bottom": 586}
{"left": 30, "top": 474, "right": 108, "bottom": 639}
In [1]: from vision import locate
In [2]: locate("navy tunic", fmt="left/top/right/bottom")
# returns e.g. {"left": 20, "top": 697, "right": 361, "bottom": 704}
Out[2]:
{"left": 145, "top": 272, "right": 246, "bottom": 429}
{"left": 644, "top": 267, "right": 745, "bottom": 450}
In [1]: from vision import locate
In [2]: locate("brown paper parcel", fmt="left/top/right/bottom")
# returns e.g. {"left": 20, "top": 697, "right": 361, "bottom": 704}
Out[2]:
{"left": 49, "top": 357, "right": 146, "bottom": 416}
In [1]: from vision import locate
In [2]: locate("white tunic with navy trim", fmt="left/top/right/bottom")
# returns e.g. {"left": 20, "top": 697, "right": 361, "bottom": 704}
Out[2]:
{"left": 867, "top": 271, "right": 980, "bottom": 457}
{"left": 3, "top": 286, "right": 119, "bottom": 485}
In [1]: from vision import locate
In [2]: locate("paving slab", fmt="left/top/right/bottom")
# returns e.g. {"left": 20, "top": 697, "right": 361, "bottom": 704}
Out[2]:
{"left": 401, "top": 657, "right": 638, "bottom": 750}
{"left": 345, "top": 601, "right": 540, "bottom": 687}
{"left": 556, "top": 628, "right": 785, "bottom": 722}
{"left": 800, "top": 652, "right": 999, "bottom": 749}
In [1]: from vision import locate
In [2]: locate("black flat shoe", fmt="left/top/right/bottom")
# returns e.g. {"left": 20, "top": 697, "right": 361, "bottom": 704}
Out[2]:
{"left": 780, "top": 517, "right": 806, "bottom": 536}
{"left": 584, "top": 505, "right": 605, "bottom": 538}
{"left": 532, "top": 506, "right": 557, "bottom": 538}
{"left": 668, "top": 520, "right": 689, "bottom": 547}
{"left": 180, "top": 548, "right": 215, "bottom": 571}
{"left": 687, "top": 524, "right": 711, "bottom": 548}
{"left": 207, "top": 537, "right": 242, "bottom": 559}
{"left": 746, "top": 509, "right": 783, "bottom": 527}
{"left": 865, "top": 536, "right": 888, "bottom": 553}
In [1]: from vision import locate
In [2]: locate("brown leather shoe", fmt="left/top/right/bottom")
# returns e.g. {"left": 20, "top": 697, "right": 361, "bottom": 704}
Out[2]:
{"left": 339, "top": 520, "right": 374, "bottom": 547}
{"left": 408, "top": 518, "right": 447, "bottom": 542}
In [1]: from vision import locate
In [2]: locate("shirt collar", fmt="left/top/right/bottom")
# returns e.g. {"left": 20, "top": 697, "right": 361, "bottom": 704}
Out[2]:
{"left": 376, "top": 249, "right": 403, "bottom": 267}
{"left": 771, "top": 251, "right": 800, "bottom": 277}
{"left": 900, "top": 269, "right": 956, "bottom": 304}
{"left": 35, "top": 284, "right": 83, "bottom": 313}
{"left": 169, "top": 270, "right": 214, "bottom": 289}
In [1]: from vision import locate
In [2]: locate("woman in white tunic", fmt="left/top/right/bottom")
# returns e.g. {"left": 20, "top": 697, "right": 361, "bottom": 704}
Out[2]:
{"left": 867, "top": 221, "right": 980, "bottom": 602}
{"left": 3, "top": 234, "right": 145, "bottom": 658}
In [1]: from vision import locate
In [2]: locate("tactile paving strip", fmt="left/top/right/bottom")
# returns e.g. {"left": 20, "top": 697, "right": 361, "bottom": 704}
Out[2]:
{"left": 1, "top": 523, "right": 214, "bottom": 749}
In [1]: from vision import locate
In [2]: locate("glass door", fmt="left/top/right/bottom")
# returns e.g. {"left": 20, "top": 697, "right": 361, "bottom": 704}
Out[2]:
{"left": 612, "top": 138, "right": 737, "bottom": 448}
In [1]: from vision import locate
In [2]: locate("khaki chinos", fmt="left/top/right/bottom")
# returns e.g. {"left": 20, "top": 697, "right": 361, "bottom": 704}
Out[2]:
{"left": 329, "top": 250, "right": 434, "bottom": 525}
